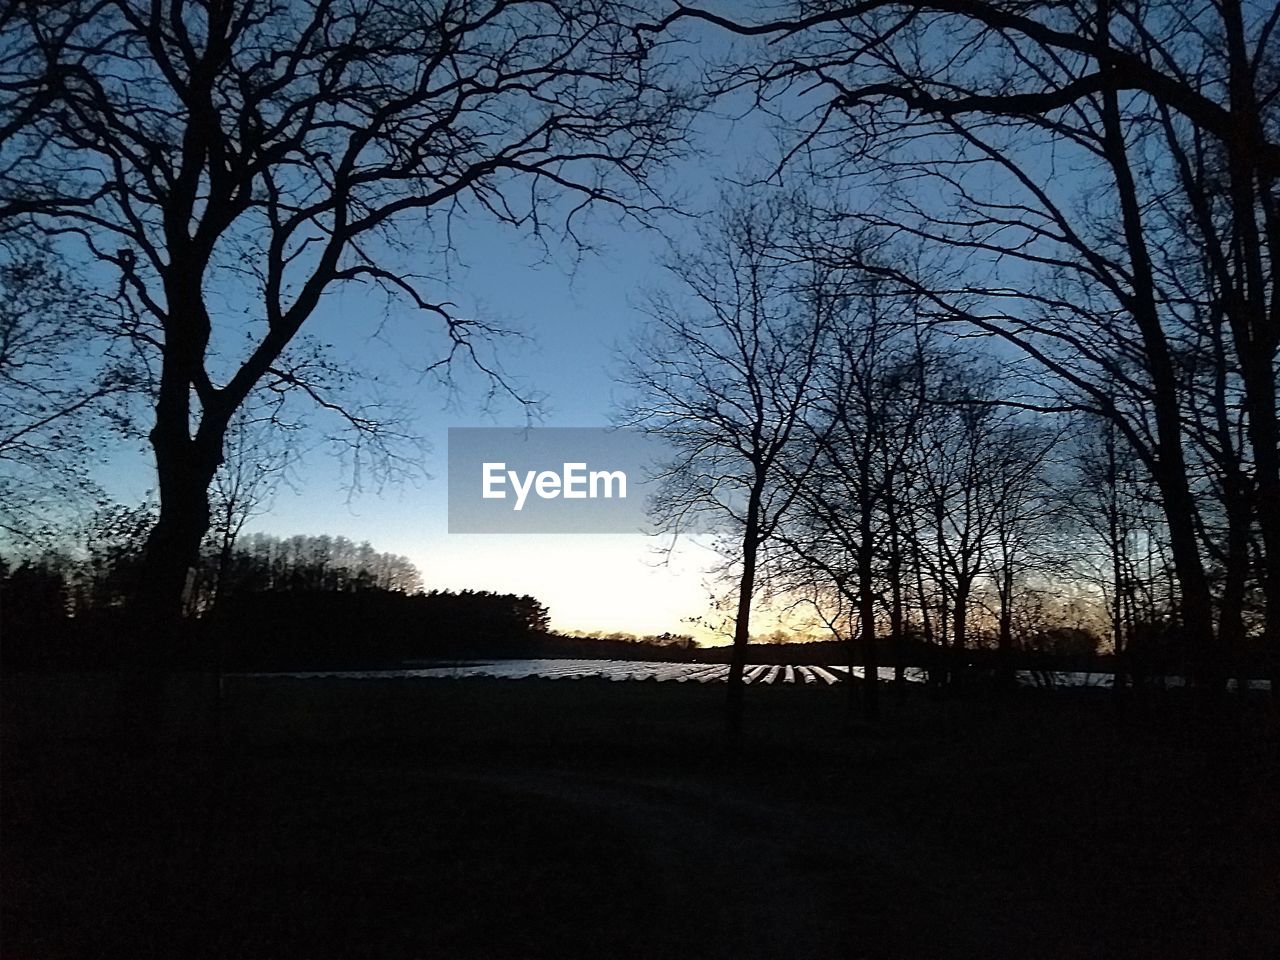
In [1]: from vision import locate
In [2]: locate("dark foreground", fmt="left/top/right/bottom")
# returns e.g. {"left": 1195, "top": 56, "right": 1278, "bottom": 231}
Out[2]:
{"left": 3, "top": 677, "right": 1278, "bottom": 959}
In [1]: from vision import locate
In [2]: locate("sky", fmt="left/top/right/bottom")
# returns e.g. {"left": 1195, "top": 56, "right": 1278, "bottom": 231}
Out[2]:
{"left": 34, "top": 8, "right": 1105, "bottom": 644}
{"left": 233, "top": 218, "right": 734, "bottom": 640}
{"left": 94, "top": 31, "right": 810, "bottom": 643}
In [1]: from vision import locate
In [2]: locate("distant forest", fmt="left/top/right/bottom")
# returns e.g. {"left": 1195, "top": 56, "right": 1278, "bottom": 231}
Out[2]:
{"left": 0, "top": 505, "right": 710, "bottom": 671}
{"left": 1, "top": 508, "right": 535, "bottom": 670}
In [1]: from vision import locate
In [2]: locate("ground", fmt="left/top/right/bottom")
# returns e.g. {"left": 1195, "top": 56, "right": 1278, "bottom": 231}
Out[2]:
{"left": 3, "top": 676, "right": 1278, "bottom": 959}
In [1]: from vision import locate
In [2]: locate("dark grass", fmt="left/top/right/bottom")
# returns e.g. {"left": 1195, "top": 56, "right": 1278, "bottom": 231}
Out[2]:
{"left": 3, "top": 676, "right": 1278, "bottom": 959}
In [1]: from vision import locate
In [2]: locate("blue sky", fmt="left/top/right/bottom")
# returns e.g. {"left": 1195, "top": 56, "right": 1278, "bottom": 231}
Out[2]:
{"left": 79, "top": 13, "right": 1061, "bottom": 642}
{"left": 249, "top": 218, "right": 723, "bottom": 639}
{"left": 101, "top": 193, "right": 730, "bottom": 637}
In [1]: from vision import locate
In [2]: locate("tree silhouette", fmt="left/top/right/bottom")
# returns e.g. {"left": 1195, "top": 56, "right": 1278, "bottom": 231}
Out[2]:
{"left": 625, "top": 197, "right": 834, "bottom": 736}
{"left": 642, "top": 0, "right": 1278, "bottom": 696}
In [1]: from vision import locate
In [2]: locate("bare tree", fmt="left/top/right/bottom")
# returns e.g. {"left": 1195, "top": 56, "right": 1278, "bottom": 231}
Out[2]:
{"left": 1065, "top": 414, "right": 1146, "bottom": 689}
{"left": 624, "top": 197, "right": 833, "bottom": 737}
{"left": 985, "top": 418, "right": 1062, "bottom": 688}
{"left": 770, "top": 275, "right": 928, "bottom": 718}
{"left": 641, "top": 0, "right": 1278, "bottom": 696}
{"left": 2, "top": 0, "right": 692, "bottom": 629}
{"left": 201, "top": 403, "right": 294, "bottom": 611}
{"left": 915, "top": 372, "right": 1003, "bottom": 680}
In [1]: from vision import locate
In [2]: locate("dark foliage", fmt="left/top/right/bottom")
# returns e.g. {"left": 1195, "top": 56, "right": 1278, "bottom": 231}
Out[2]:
{"left": 0, "top": 524, "right": 554, "bottom": 671}
{"left": 210, "top": 588, "right": 552, "bottom": 671}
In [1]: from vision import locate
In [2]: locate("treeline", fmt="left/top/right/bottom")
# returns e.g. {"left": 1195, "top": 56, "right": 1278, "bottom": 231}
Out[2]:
{"left": 203, "top": 531, "right": 423, "bottom": 601}
{"left": 565, "top": 630, "right": 699, "bottom": 651}
{"left": 211, "top": 589, "right": 551, "bottom": 671}
{"left": 0, "top": 508, "right": 555, "bottom": 671}
{"left": 0, "top": 504, "right": 422, "bottom": 612}
{"left": 631, "top": 193, "right": 1272, "bottom": 722}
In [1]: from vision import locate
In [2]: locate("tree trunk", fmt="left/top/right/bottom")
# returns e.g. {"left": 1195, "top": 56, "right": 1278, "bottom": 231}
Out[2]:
{"left": 1105, "top": 422, "right": 1129, "bottom": 703}
{"left": 860, "top": 563, "right": 880, "bottom": 721}
{"left": 1219, "top": 0, "right": 1280, "bottom": 699}
{"left": 139, "top": 261, "right": 225, "bottom": 640}
{"left": 1097, "top": 38, "right": 1221, "bottom": 702}
{"left": 1217, "top": 448, "right": 1252, "bottom": 695}
{"left": 997, "top": 563, "right": 1014, "bottom": 691}
{"left": 888, "top": 495, "right": 906, "bottom": 690}
{"left": 859, "top": 586, "right": 879, "bottom": 719}
{"left": 858, "top": 489, "right": 880, "bottom": 719}
{"left": 725, "top": 482, "right": 763, "bottom": 739}
{"left": 1239, "top": 324, "right": 1280, "bottom": 698}
{"left": 907, "top": 507, "right": 939, "bottom": 687}
{"left": 137, "top": 389, "right": 225, "bottom": 666}
{"left": 935, "top": 505, "right": 952, "bottom": 684}
{"left": 952, "top": 581, "right": 969, "bottom": 685}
